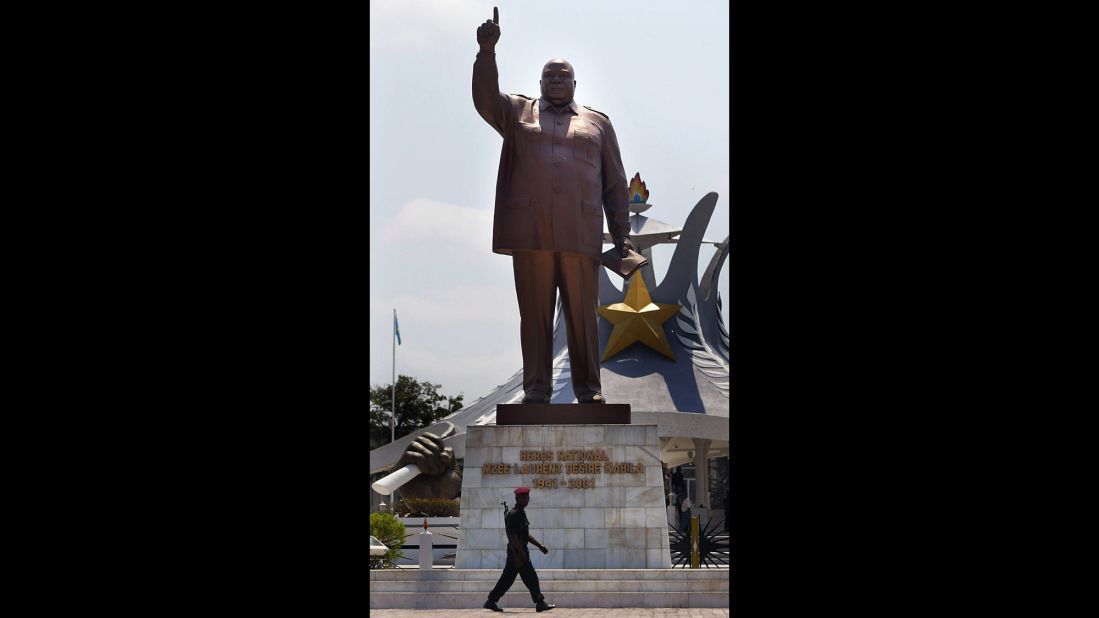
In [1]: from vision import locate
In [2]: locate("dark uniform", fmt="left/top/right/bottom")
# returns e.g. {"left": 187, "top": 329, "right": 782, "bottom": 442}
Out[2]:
{"left": 671, "top": 468, "right": 686, "bottom": 510}
{"left": 486, "top": 505, "right": 545, "bottom": 605}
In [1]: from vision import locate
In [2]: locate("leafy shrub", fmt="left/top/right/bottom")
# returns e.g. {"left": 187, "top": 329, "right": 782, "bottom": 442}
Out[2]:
{"left": 369, "top": 512, "right": 406, "bottom": 569}
{"left": 395, "top": 498, "right": 460, "bottom": 518}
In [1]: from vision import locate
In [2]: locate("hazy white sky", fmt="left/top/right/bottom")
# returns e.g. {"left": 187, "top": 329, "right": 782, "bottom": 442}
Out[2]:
{"left": 370, "top": 0, "right": 729, "bottom": 402}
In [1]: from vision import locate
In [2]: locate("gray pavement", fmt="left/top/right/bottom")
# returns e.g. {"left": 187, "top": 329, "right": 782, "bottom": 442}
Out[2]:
{"left": 369, "top": 610, "right": 728, "bottom": 617}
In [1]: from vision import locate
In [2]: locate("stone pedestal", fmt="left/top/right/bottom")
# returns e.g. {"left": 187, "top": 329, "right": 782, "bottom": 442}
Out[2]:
{"left": 456, "top": 424, "right": 672, "bottom": 569}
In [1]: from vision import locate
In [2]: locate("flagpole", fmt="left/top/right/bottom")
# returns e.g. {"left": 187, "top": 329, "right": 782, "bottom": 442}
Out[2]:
{"left": 392, "top": 308, "right": 397, "bottom": 443}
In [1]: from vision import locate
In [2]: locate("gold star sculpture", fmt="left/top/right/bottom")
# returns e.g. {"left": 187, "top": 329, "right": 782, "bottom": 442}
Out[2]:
{"left": 597, "top": 273, "right": 682, "bottom": 361}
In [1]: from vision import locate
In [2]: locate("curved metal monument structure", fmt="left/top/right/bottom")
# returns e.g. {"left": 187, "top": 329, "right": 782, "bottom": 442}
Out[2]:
{"left": 371, "top": 179, "right": 730, "bottom": 507}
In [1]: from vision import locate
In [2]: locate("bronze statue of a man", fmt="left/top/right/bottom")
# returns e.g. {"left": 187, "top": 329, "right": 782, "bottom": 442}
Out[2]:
{"left": 473, "top": 8, "right": 634, "bottom": 405}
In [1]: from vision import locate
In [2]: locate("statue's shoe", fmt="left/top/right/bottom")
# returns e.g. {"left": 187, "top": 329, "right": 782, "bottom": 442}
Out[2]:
{"left": 577, "top": 392, "right": 605, "bottom": 404}
{"left": 522, "top": 391, "right": 550, "bottom": 404}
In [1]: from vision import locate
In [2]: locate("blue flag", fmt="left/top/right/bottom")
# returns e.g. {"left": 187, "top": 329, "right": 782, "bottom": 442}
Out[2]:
{"left": 394, "top": 311, "right": 401, "bottom": 345}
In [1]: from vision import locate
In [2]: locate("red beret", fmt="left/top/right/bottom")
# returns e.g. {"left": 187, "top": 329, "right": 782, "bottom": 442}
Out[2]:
{"left": 514, "top": 487, "right": 530, "bottom": 495}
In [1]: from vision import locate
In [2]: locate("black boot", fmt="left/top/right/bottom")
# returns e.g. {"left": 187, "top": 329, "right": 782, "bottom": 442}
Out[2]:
{"left": 522, "top": 391, "right": 550, "bottom": 403}
{"left": 536, "top": 600, "right": 556, "bottom": 612}
{"left": 483, "top": 599, "right": 502, "bottom": 612}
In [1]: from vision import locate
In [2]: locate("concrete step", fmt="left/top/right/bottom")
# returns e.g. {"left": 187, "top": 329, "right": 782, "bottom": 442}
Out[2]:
{"left": 370, "top": 578, "right": 728, "bottom": 593}
{"left": 369, "top": 591, "right": 729, "bottom": 609}
{"left": 369, "top": 568, "right": 728, "bottom": 581}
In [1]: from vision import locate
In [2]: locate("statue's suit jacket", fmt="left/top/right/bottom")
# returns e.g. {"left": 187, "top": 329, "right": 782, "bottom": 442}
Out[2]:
{"left": 473, "top": 52, "right": 631, "bottom": 261}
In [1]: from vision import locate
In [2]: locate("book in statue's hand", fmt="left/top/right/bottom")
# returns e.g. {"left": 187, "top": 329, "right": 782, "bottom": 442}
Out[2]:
{"left": 601, "top": 246, "right": 648, "bottom": 279}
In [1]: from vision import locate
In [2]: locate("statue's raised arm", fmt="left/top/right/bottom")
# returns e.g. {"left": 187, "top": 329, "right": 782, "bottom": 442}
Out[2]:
{"left": 472, "top": 7, "right": 512, "bottom": 135}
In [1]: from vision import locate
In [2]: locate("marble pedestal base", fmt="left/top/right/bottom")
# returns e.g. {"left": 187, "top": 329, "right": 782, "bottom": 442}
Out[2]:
{"left": 456, "top": 424, "right": 672, "bottom": 569}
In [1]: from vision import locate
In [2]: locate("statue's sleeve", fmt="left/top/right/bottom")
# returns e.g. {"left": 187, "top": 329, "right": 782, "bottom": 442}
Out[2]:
{"left": 600, "top": 120, "right": 631, "bottom": 245}
{"left": 472, "top": 51, "right": 515, "bottom": 136}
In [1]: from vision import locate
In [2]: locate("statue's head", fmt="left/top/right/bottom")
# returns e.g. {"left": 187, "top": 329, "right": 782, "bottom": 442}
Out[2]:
{"left": 539, "top": 58, "right": 576, "bottom": 106}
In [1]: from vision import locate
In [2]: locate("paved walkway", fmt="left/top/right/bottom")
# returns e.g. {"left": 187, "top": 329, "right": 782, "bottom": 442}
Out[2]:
{"left": 369, "top": 610, "right": 728, "bottom": 617}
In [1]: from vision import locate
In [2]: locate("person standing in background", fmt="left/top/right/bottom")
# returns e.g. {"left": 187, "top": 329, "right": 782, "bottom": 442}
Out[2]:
{"left": 671, "top": 466, "right": 686, "bottom": 512}
{"left": 679, "top": 494, "right": 692, "bottom": 534}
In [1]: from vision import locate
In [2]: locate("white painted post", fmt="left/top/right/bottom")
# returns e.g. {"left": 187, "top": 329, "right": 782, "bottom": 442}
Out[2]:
{"left": 418, "top": 518, "right": 433, "bottom": 569}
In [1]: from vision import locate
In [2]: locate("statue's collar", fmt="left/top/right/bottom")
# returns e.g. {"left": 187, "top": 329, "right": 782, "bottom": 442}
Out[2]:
{"left": 538, "top": 99, "right": 579, "bottom": 115}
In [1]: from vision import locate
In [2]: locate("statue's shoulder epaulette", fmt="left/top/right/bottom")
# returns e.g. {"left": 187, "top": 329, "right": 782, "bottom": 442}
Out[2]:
{"left": 511, "top": 93, "right": 533, "bottom": 100}
{"left": 583, "top": 105, "right": 609, "bottom": 120}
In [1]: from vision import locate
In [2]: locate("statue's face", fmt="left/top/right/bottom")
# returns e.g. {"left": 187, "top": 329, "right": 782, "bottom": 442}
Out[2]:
{"left": 539, "top": 59, "right": 576, "bottom": 106}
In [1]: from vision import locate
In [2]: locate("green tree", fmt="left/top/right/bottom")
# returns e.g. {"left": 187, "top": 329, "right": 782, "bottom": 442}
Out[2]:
{"left": 369, "top": 375, "right": 464, "bottom": 449}
{"left": 369, "top": 512, "right": 406, "bottom": 569}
